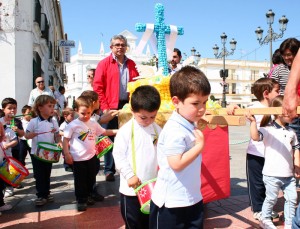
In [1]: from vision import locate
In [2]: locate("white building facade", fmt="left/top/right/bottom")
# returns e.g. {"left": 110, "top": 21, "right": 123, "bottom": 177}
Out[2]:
{"left": 199, "top": 58, "right": 270, "bottom": 106}
{"left": 0, "top": 0, "right": 65, "bottom": 110}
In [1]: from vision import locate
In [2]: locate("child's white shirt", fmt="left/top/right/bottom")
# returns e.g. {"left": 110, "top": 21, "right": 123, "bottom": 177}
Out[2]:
{"left": 0, "top": 127, "right": 17, "bottom": 162}
{"left": 259, "top": 122, "right": 300, "bottom": 177}
{"left": 151, "top": 111, "right": 203, "bottom": 208}
{"left": 246, "top": 101, "right": 267, "bottom": 157}
{"left": 113, "top": 118, "right": 161, "bottom": 196}
{"left": 63, "top": 118, "right": 105, "bottom": 161}
{"left": 20, "top": 119, "right": 30, "bottom": 140}
{"left": 26, "top": 116, "right": 59, "bottom": 155}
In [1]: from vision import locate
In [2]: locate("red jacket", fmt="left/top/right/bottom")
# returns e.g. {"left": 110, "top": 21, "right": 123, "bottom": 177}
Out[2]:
{"left": 93, "top": 54, "right": 139, "bottom": 110}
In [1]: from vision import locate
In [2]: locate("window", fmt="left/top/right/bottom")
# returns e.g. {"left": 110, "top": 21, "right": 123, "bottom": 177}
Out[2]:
{"left": 232, "top": 83, "right": 236, "bottom": 94}
{"left": 251, "top": 70, "right": 259, "bottom": 81}
{"left": 41, "top": 13, "right": 49, "bottom": 42}
{"left": 34, "top": 0, "right": 41, "bottom": 26}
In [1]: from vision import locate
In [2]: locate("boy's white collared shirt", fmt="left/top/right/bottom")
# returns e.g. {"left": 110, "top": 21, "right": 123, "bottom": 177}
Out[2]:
{"left": 151, "top": 111, "right": 203, "bottom": 208}
{"left": 26, "top": 117, "right": 59, "bottom": 155}
{"left": 113, "top": 118, "right": 161, "bottom": 196}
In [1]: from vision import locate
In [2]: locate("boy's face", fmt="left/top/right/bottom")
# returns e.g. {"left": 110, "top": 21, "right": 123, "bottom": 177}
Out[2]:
{"left": 77, "top": 106, "right": 93, "bottom": 122}
{"left": 132, "top": 109, "right": 158, "bottom": 127}
{"left": 39, "top": 102, "right": 55, "bottom": 119}
{"left": 3, "top": 104, "right": 17, "bottom": 119}
{"left": 64, "top": 112, "right": 74, "bottom": 123}
{"left": 173, "top": 93, "right": 209, "bottom": 123}
{"left": 23, "top": 109, "right": 32, "bottom": 121}
{"left": 266, "top": 84, "right": 280, "bottom": 103}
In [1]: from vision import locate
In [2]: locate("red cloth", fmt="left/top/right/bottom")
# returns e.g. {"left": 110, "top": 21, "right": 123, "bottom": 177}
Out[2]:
{"left": 93, "top": 54, "right": 139, "bottom": 111}
{"left": 201, "top": 125, "right": 230, "bottom": 203}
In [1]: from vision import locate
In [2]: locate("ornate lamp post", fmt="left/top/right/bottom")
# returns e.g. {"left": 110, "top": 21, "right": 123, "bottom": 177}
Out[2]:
{"left": 213, "top": 32, "right": 237, "bottom": 108}
{"left": 255, "top": 9, "right": 288, "bottom": 69}
{"left": 190, "top": 47, "right": 201, "bottom": 66}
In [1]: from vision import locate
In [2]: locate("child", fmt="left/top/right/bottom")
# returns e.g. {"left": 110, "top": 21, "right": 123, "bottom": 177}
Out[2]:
{"left": 246, "top": 95, "right": 300, "bottom": 229}
{"left": 0, "top": 119, "right": 18, "bottom": 198}
{"left": 25, "top": 95, "right": 62, "bottom": 206}
{"left": 0, "top": 98, "right": 25, "bottom": 157}
{"left": 19, "top": 105, "right": 33, "bottom": 166}
{"left": 0, "top": 98, "right": 25, "bottom": 196}
{"left": 63, "top": 96, "right": 117, "bottom": 211}
{"left": 149, "top": 66, "right": 210, "bottom": 228}
{"left": 59, "top": 107, "right": 75, "bottom": 172}
{"left": 113, "top": 85, "right": 161, "bottom": 228}
{"left": 0, "top": 123, "right": 13, "bottom": 215}
{"left": 246, "top": 78, "right": 280, "bottom": 220}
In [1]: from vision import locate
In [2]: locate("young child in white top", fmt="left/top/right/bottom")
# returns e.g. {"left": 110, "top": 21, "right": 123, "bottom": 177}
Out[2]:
{"left": 19, "top": 105, "right": 33, "bottom": 166}
{"left": 25, "top": 95, "right": 62, "bottom": 206}
{"left": 59, "top": 107, "right": 74, "bottom": 172}
{"left": 150, "top": 66, "right": 211, "bottom": 229}
{"left": 63, "top": 96, "right": 117, "bottom": 211}
{"left": 113, "top": 85, "right": 161, "bottom": 228}
{"left": 0, "top": 123, "right": 17, "bottom": 213}
{"left": 245, "top": 78, "right": 280, "bottom": 220}
{"left": 247, "top": 95, "right": 300, "bottom": 229}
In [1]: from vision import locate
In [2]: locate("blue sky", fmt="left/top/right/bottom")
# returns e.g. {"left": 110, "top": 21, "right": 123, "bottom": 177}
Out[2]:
{"left": 60, "top": 0, "right": 300, "bottom": 62}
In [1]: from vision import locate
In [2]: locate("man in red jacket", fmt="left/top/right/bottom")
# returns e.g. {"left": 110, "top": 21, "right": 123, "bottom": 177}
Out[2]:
{"left": 93, "top": 34, "right": 139, "bottom": 181}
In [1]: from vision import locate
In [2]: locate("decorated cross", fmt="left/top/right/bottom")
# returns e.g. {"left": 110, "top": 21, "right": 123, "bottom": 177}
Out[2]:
{"left": 136, "top": 3, "right": 184, "bottom": 76}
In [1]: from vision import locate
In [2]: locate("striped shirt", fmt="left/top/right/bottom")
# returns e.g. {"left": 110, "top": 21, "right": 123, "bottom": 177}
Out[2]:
{"left": 270, "top": 64, "right": 290, "bottom": 95}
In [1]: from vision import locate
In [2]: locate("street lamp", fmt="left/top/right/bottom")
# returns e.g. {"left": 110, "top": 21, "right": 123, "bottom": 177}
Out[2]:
{"left": 213, "top": 32, "right": 237, "bottom": 108}
{"left": 191, "top": 47, "right": 201, "bottom": 66}
{"left": 255, "top": 9, "right": 288, "bottom": 69}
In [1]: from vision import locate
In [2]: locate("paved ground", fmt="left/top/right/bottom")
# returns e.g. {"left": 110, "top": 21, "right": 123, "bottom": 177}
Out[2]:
{"left": 0, "top": 124, "right": 297, "bottom": 228}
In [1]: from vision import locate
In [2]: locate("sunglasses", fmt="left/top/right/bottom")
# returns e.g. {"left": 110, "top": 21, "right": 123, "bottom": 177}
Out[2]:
{"left": 37, "top": 81, "right": 44, "bottom": 84}
{"left": 113, "top": 43, "right": 127, "bottom": 48}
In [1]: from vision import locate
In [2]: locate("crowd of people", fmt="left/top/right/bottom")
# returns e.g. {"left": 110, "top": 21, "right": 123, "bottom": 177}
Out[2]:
{"left": 1, "top": 33, "right": 300, "bottom": 229}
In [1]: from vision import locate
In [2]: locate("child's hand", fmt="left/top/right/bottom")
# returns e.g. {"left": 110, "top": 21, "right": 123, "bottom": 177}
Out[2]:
{"left": 2, "top": 143, "right": 8, "bottom": 150}
{"left": 127, "top": 175, "right": 142, "bottom": 189}
{"left": 11, "top": 126, "right": 18, "bottom": 132}
{"left": 295, "top": 166, "right": 300, "bottom": 178}
{"left": 226, "top": 104, "right": 240, "bottom": 115}
{"left": 57, "top": 142, "right": 63, "bottom": 149}
{"left": 64, "top": 154, "right": 73, "bottom": 165}
{"left": 245, "top": 111, "right": 256, "bottom": 122}
{"left": 194, "top": 128, "right": 204, "bottom": 145}
{"left": 193, "top": 128, "right": 205, "bottom": 154}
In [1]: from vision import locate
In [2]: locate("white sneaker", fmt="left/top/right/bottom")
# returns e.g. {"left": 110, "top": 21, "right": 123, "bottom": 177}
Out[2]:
{"left": 254, "top": 211, "right": 262, "bottom": 220}
{"left": 0, "top": 204, "right": 12, "bottom": 211}
{"left": 259, "top": 218, "right": 277, "bottom": 229}
{"left": 4, "top": 187, "right": 14, "bottom": 198}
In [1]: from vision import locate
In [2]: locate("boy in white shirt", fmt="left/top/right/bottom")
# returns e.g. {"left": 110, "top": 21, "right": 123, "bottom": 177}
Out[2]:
{"left": 246, "top": 78, "right": 280, "bottom": 220}
{"left": 150, "top": 66, "right": 211, "bottom": 228}
{"left": 63, "top": 96, "right": 117, "bottom": 211}
{"left": 59, "top": 107, "right": 74, "bottom": 172}
{"left": 113, "top": 85, "right": 161, "bottom": 228}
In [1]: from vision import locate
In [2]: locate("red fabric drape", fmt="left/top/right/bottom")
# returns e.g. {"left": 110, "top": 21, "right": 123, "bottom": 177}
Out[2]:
{"left": 201, "top": 126, "right": 230, "bottom": 203}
